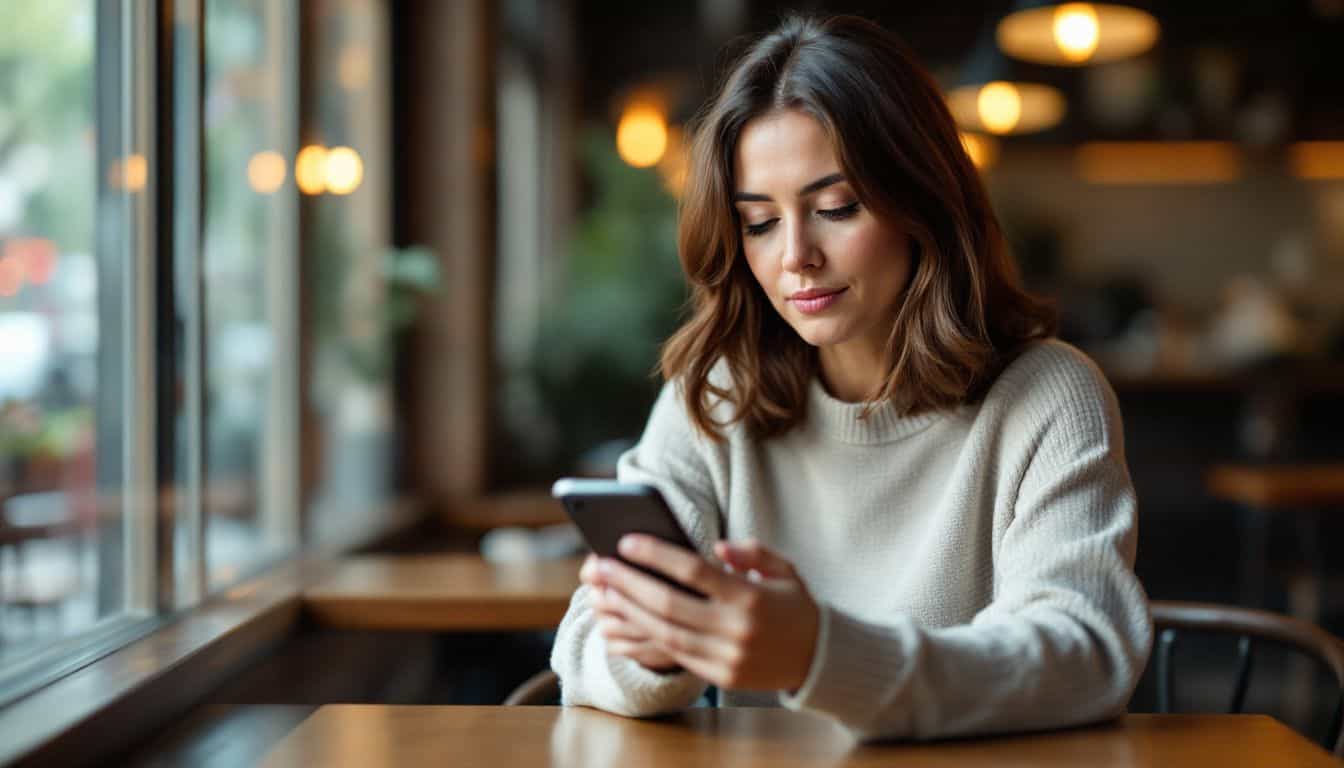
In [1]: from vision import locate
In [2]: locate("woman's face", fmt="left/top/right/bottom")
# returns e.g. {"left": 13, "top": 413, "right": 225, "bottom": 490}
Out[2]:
{"left": 733, "top": 109, "right": 912, "bottom": 361}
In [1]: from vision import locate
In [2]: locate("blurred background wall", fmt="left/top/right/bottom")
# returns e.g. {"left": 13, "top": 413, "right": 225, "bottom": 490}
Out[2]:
{"left": 412, "top": 0, "right": 1344, "bottom": 620}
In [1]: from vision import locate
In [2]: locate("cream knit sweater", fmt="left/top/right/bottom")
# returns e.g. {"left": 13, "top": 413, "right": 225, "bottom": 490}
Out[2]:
{"left": 550, "top": 339, "right": 1152, "bottom": 740}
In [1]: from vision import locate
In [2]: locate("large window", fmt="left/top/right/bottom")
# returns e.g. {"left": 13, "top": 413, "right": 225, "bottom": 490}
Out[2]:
{"left": 0, "top": 0, "right": 395, "bottom": 700}
{"left": 0, "top": 0, "right": 103, "bottom": 664}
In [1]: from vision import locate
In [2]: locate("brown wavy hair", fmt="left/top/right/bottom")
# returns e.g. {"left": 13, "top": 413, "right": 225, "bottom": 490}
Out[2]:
{"left": 660, "top": 14, "right": 1056, "bottom": 440}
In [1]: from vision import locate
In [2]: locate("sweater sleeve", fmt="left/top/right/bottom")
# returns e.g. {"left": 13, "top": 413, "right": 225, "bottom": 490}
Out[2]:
{"left": 779, "top": 347, "right": 1153, "bottom": 740}
{"left": 550, "top": 380, "right": 720, "bottom": 715}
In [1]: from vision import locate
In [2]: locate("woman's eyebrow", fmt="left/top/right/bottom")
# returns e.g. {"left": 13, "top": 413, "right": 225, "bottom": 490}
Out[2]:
{"left": 732, "top": 172, "right": 846, "bottom": 202}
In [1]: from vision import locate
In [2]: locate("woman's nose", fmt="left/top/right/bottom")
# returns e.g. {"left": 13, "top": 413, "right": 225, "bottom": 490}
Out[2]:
{"left": 780, "top": 220, "right": 822, "bottom": 273}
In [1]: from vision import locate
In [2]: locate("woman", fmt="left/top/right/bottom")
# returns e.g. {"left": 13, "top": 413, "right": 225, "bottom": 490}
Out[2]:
{"left": 551, "top": 14, "right": 1151, "bottom": 741}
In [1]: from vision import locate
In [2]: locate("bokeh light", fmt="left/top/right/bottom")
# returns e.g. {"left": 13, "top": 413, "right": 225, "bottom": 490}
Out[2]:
{"left": 324, "top": 146, "right": 364, "bottom": 195}
{"left": 978, "top": 82, "right": 1023, "bottom": 135}
{"left": 247, "top": 150, "right": 287, "bottom": 194}
{"left": 295, "top": 144, "right": 329, "bottom": 195}
{"left": 1053, "top": 4, "right": 1101, "bottom": 63}
{"left": 616, "top": 105, "right": 668, "bottom": 168}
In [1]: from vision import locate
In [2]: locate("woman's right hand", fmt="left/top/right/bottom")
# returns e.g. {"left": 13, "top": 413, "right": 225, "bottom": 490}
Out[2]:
{"left": 581, "top": 554, "right": 681, "bottom": 673}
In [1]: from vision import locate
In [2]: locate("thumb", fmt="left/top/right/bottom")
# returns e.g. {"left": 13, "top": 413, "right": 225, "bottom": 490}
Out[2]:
{"left": 714, "top": 539, "right": 796, "bottom": 579}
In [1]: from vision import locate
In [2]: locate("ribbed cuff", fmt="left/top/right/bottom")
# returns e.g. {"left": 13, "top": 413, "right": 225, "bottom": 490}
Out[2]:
{"left": 778, "top": 604, "right": 915, "bottom": 737}
{"left": 596, "top": 636, "right": 706, "bottom": 716}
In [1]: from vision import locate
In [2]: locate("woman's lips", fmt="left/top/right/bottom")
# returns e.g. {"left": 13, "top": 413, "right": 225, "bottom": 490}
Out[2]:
{"left": 789, "top": 287, "right": 847, "bottom": 314}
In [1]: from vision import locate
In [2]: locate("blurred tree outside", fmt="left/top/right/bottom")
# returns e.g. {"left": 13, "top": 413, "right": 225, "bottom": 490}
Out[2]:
{"left": 0, "top": 0, "right": 95, "bottom": 251}
{"left": 310, "top": 201, "right": 439, "bottom": 388}
{"left": 0, "top": 0, "right": 97, "bottom": 493}
{"left": 502, "top": 127, "right": 687, "bottom": 482}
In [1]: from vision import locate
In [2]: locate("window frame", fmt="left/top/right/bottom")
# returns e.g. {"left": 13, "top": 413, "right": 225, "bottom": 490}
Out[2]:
{"left": 0, "top": 0, "right": 308, "bottom": 707}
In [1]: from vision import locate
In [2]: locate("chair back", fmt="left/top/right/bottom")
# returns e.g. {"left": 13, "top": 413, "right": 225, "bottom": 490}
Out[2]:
{"left": 503, "top": 669, "right": 561, "bottom": 706}
{"left": 1152, "top": 600, "right": 1344, "bottom": 756}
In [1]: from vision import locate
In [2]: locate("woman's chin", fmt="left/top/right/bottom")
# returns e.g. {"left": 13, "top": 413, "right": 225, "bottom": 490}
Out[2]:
{"left": 788, "top": 320, "right": 853, "bottom": 349}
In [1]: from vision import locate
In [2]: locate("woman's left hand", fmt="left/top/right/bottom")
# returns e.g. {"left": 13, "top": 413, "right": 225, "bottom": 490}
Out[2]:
{"left": 589, "top": 535, "right": 819, "bottom": 692}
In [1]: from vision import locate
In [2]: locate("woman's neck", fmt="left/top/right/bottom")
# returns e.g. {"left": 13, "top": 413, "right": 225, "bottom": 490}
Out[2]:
{"left": 817, "top": 340, "right": 888, "bottom": 403}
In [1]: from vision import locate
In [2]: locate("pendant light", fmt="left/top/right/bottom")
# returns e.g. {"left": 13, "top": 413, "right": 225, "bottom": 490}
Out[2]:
{"left": 947, "top": 30, "right": 1067, "bottom": 136}
{"left": 997, "top": 2, "right": 1160, "bottom": 66}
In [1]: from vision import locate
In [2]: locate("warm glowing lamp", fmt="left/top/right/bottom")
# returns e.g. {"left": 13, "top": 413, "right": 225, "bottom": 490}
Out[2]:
{"left": 977, "top": 82, "right": 1023, "bottom": 134}
{"left": 947, "top": 30, "right": 1067, "bottom": 136}
{"left": 324, "top": 147, "right": 364, "bottom": 195}
{"left": 616, "top": 104, "right": 668, "bottom": 168}
{"left": 295, "top": 145, "right": 328, "bottom": 195}
{"left": 1053, "top": 4, "right": 1100, "bottom": 62}
{"left": 997, "top": 2, "right": 1159, "bottom": 66}
{"left": 248, "top": 150, "right": 287, "bottom": 194}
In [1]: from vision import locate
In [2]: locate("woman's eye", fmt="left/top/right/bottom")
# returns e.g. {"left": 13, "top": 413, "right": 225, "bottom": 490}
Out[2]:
{"left": 818, "top": 201, "right": 860, "bottom": 221}
{"left": 744, "top": 218, "right": 778, "bottom": 237}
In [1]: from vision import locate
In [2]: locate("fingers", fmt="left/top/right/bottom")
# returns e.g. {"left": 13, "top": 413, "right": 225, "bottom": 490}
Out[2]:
{"left": 603, "top": 586, "right": 738, "bottom": 666}
{"left": 600, "top": 613, "right": 681, "bottom": 672}
{"left": 597, "top": 557, "right": 724, "bottom": 632}
{"left": 617, "top": 535, "right": 734, "bottom": 599}
{"left": 597, "top": 616, "right": 650, "bottom": 643}
{"left": 713, "top": 539, "right": 796, "bottom": 579}
{"left": 606, "top": 639, "right": 679, "bottom": 672}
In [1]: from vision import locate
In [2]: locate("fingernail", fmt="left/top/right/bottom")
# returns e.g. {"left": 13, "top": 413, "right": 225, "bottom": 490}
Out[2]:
{"left": 618, "top": 536, "right": 638, "bottom": 556}
{"left": 598, "top": 558, "right": 614, "bottom": 575}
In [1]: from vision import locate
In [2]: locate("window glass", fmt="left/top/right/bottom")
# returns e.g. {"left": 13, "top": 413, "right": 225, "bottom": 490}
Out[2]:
{"left": 0, "top": 0, "right": 131, "bottom": 665}
{"left": 304, "top": 0, "right": 398, "bottom": 540}
{"left": 202, "top": 0, "right": 300, "bottom": 587}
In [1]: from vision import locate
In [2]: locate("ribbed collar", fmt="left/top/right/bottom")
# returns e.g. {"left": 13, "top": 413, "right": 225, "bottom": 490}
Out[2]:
{"left": 805, "top": 377, "right": 944, "bottom": 445}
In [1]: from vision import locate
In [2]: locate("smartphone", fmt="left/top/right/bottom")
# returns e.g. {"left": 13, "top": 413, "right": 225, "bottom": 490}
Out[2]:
{"left": 551, "top": 477, "right": 706, "bottom": 598}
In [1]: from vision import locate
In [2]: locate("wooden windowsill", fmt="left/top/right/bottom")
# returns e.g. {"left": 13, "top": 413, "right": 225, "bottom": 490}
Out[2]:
{"left": 0, "top": 497, "right": 426, "bottom": 767}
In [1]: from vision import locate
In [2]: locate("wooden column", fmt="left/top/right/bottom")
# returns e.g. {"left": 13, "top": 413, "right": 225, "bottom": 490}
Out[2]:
{"left": 403, "top": 0, "right": 496, "bottom": 500}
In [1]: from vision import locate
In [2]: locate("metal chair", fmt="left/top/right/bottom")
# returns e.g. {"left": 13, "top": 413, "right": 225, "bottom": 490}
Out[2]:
{"left": 1152, "top": 600, "right": 1344, "bottom": 756}
{"left": 503, "top": 669, "right": 562, "bottom": 705}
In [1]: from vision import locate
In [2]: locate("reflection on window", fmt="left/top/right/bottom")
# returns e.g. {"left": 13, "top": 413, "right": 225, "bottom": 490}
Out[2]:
{"left": 305, "top": 0, "right": 397, "bottom": 540}
{"left": 203, "top": 0, "right": 299, "bottom": 587}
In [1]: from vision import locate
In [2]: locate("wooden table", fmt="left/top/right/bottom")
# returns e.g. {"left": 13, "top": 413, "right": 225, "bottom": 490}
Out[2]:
{"left": 1206, "top": 463, "right": 1344, "bottom": 615}
{"left": 302, "top": 555, "right": 582, "bottom": 631}
{"left": 257, "top": 706, "right": 1336, "bottom": 767}
{"left": 1208, "top": 463, "right": 1344, "bottom": 509}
